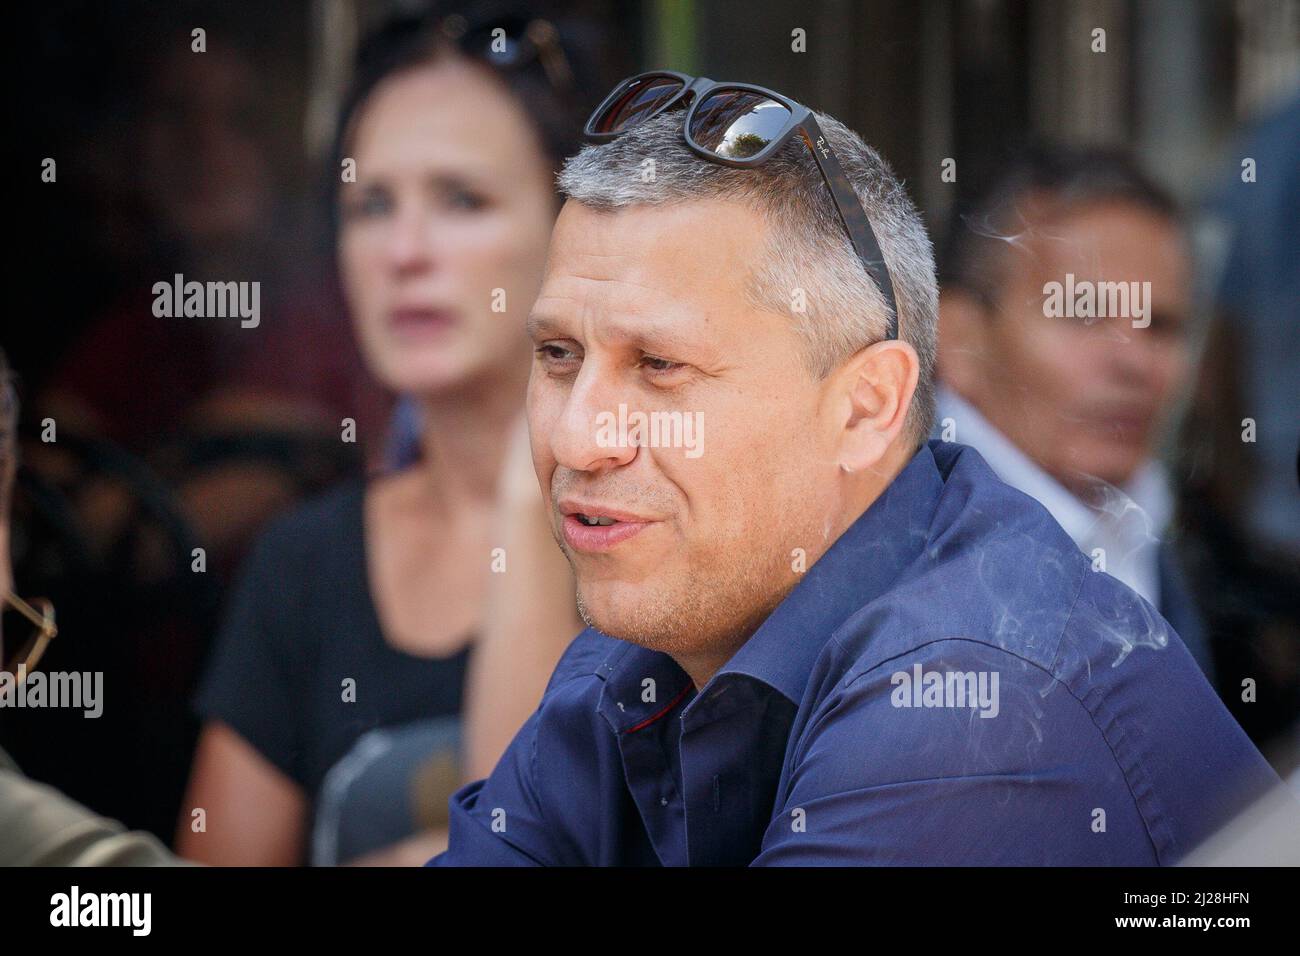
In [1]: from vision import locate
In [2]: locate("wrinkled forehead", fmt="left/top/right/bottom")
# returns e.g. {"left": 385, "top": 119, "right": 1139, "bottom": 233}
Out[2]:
{"left": 531, "top": 198, "right": 775, "bottom": 345}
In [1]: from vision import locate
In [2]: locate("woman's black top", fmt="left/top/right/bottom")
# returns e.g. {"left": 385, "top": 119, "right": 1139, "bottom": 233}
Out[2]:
{"left": 194, "top": 479, "right": 472, "bottom": 801}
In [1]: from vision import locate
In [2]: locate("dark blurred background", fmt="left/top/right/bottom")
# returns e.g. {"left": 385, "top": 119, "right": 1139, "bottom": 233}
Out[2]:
{"left": 4, "top": 0, "right": 1298, "bottom": 844}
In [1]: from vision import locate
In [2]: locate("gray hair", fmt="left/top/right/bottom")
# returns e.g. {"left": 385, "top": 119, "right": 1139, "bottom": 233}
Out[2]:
{"left": 557, "top": 110, "right": 938, "bottom": 442}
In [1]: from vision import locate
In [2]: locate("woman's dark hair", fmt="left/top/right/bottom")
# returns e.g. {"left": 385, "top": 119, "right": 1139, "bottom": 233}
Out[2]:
{"left": 326, "top": 0, "right": 607, "bottom": 235}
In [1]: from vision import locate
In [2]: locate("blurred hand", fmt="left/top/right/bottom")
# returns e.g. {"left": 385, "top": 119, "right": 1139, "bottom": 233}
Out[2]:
{"left": 459, "top": 410, "right": 581, "bottom": 783}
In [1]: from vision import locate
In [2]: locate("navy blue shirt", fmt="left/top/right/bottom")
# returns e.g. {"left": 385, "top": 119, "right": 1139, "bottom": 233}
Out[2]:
{"left": 430, "top": 440, "right": 1288, "bottom": 865}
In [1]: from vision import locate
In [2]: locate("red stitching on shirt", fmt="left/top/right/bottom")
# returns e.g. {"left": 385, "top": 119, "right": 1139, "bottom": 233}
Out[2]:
{"left": 625, "top": 682, "right": 695, "bottom": 734}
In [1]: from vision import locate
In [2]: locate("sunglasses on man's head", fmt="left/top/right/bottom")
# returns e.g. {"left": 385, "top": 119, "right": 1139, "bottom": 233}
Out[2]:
{"left": 584, "top": 71, "right": 899, "bottom": 340}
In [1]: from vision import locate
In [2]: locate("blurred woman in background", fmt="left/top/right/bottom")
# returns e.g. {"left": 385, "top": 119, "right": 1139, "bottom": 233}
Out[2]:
{"left": 178, "top": 3, "right": 602, "bottom": 865}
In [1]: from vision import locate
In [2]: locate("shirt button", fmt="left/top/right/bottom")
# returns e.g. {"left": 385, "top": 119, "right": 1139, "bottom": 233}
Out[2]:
{"left": 660, "top": 797, "right": 669, "bottom": 806}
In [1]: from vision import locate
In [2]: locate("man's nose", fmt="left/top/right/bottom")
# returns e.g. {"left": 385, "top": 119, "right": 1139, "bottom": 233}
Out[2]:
{"left": 548, "top": 360, "right": 639, "bottom": 474}
{"left": 1107, "top": 321, "right": 1162, "bottom": 387}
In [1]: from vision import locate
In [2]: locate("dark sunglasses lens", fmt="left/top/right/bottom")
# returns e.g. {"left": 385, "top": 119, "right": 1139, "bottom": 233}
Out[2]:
{"left": 592, "top": 75, "right": 685, "bottom": 134}
{"left": 689, "top": 90, "right": 791, "bottom": 159}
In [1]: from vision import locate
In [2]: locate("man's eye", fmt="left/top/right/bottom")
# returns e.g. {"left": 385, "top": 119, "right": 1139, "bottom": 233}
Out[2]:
{"left": 1148, "top": 314, "right": 1187, "bottom": 339}
{"left": 640, "top": 355, "right": 684, "bottom": 374}
{"left": 536, "top": 344, "right": 579, "bottom": 367}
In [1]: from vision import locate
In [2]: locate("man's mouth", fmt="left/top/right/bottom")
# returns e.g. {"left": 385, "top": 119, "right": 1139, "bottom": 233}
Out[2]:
{"left": 1081, "top": 406, "right": 1153, "bottom": 444}
{"left": 558, "top": 501, "right": 655, "bottom": 553}
{"left": 575, "top": 513, "right": 618, "bottom": 526}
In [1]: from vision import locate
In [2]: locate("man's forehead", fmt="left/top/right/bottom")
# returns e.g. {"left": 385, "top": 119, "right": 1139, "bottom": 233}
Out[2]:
{"left": 556, "top": 199, "right": 767, "bottom": 280}
{"left": 532, "top": 199, "right": 770, "bottom": 334}
{"left": 527, "top": 273, "right": 710, "bottom": 355}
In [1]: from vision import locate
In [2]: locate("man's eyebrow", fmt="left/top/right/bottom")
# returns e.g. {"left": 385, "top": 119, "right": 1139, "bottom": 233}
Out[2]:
{"left": 611, "top": 320, "right": 707, "bottom": 356}
{"left": 528, "top": 309, "right": 711, "bottom": 357}
{"left": 525, "top": 311, "right": 568, "bottom": 341}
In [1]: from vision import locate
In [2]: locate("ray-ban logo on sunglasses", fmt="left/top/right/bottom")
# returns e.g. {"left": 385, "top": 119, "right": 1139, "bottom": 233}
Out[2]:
{"left": 594, "top": 403, "right": 704, "bottom": 459}
{"left": 815, "top": 136, "right": 829, "bottom": 159}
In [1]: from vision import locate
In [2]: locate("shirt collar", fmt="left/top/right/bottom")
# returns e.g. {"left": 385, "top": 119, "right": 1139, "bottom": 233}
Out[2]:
{"left": 935, "top": 385, "right": 1172, "bottom": 542}
{"left": 597, "top": 441, "right": 945, "bottom": 718}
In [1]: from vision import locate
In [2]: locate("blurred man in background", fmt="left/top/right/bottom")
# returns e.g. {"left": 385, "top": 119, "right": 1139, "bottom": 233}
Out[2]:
{"left": 934, "top": 145, "right": 1213, "bottom": 683}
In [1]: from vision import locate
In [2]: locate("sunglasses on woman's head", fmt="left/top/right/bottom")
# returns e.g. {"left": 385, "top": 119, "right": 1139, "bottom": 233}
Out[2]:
{"left": 584, "top": 71, "right": 899, "bottom": 340}
{"left": 439, "top": 13, "right": 574, "bottom": 93}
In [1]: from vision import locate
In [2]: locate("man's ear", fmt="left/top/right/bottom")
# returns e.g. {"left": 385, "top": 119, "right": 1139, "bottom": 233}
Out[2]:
{"left": 937, "top": 288, "right": 991, "bottom": 399}
{"left": 833, "top": 338, "right": 920, "bottom": 474}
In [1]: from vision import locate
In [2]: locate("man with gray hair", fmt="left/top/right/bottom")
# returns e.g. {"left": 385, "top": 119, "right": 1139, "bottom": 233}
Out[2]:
{"left": 431, "top": 74, "right": 1286, "bottom": 865}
